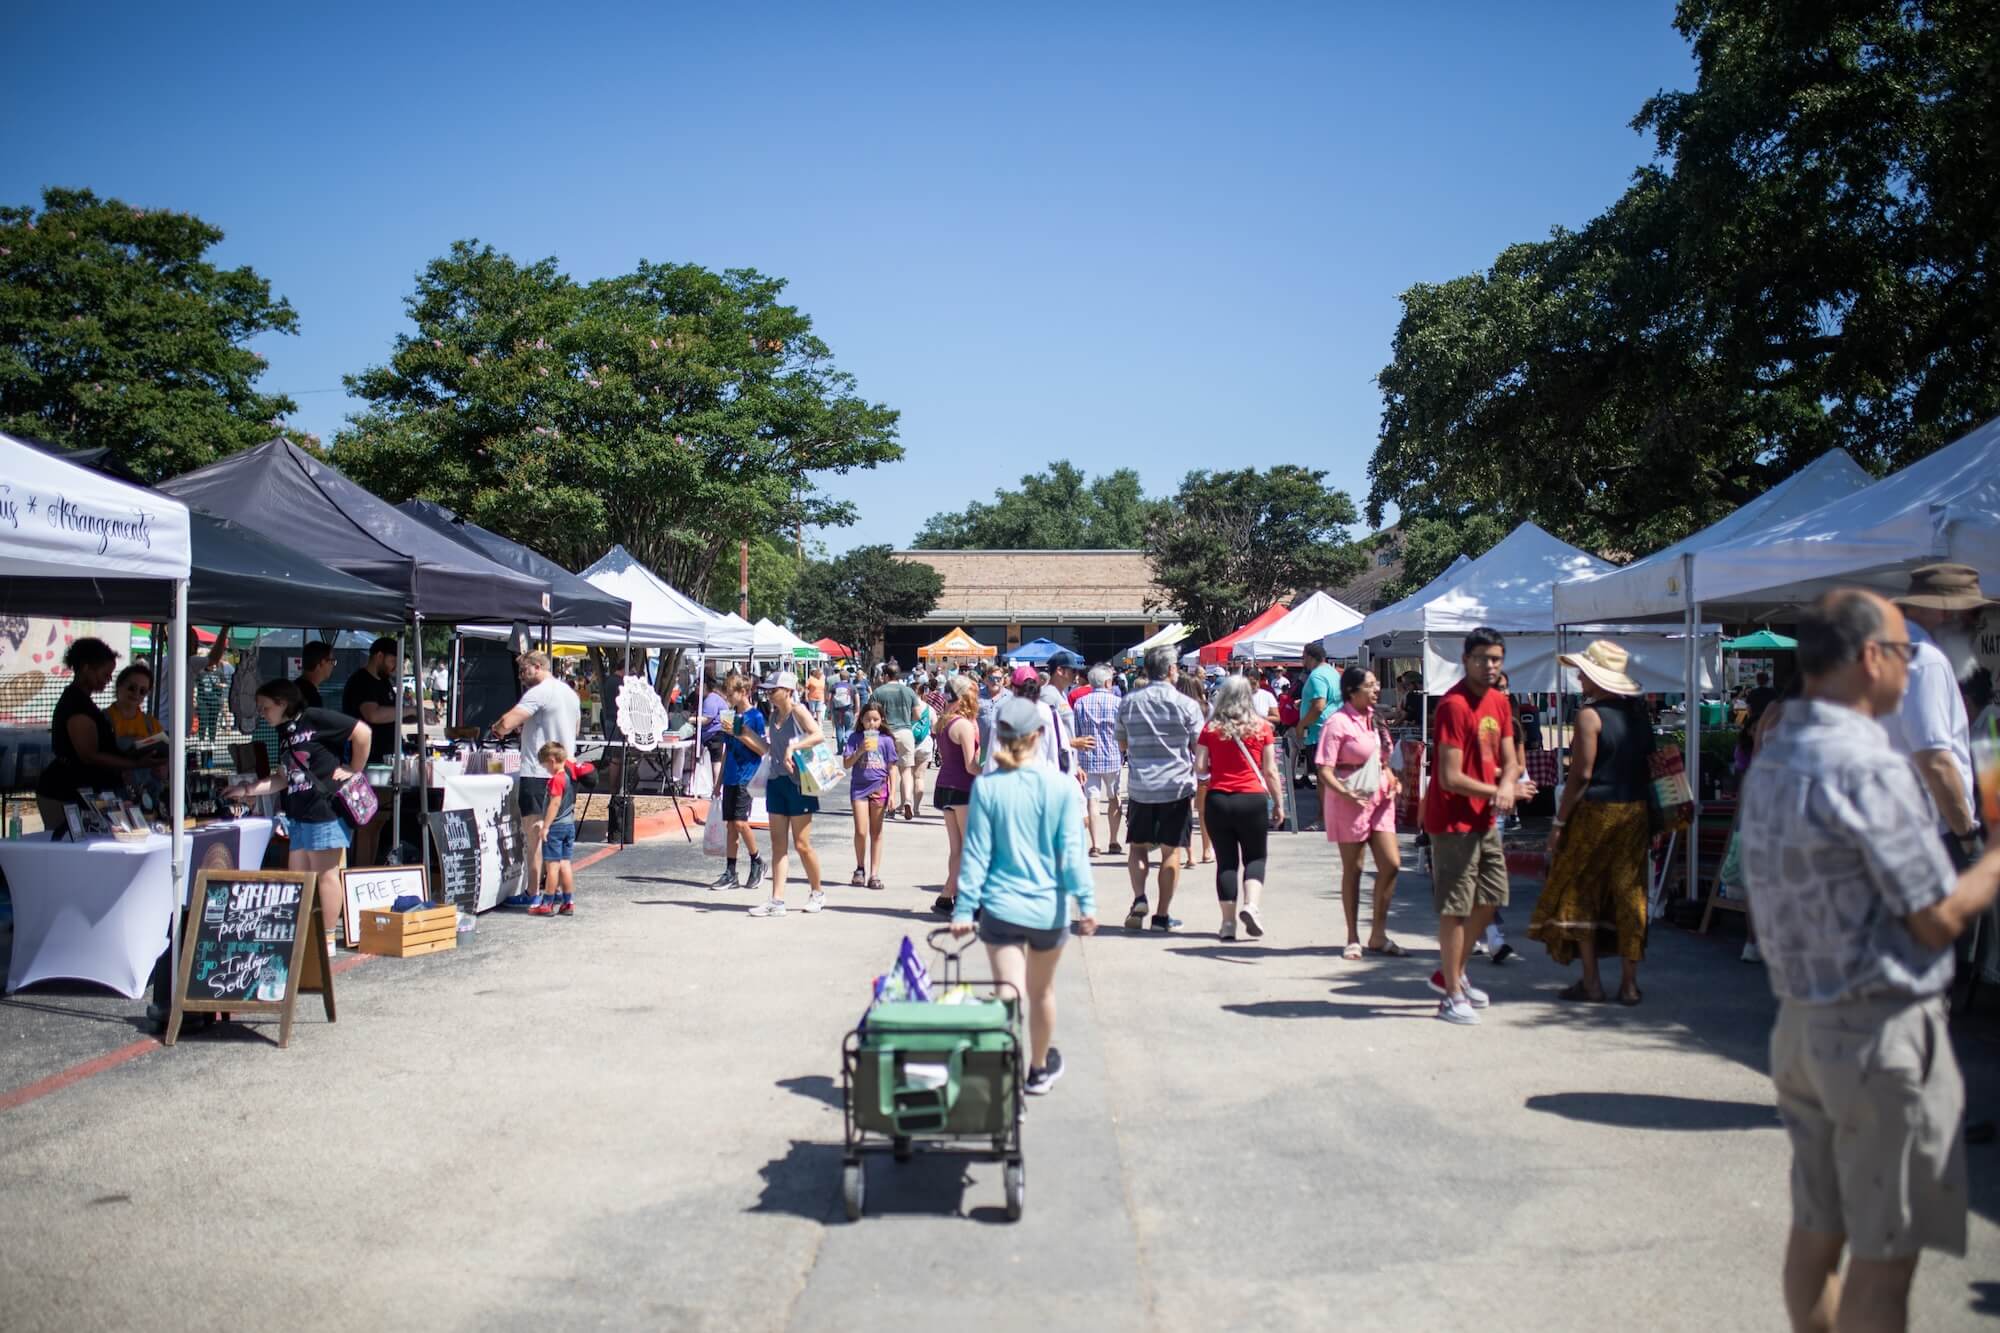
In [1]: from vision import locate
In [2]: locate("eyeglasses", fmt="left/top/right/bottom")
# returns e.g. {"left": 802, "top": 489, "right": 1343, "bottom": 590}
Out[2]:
{"left": 1872, "top": 639, "right": 1918, "bottom": 662}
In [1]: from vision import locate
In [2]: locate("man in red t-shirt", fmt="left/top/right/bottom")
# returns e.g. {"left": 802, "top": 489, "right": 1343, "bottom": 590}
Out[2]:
{"left": 1423, "top": 628, "right": 1537, "bottom": 1024}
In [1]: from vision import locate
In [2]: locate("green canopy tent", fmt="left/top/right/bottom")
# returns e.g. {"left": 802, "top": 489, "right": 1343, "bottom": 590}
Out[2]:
{"left": 1722, "top": 629, "right": 1797, "bottom": 653}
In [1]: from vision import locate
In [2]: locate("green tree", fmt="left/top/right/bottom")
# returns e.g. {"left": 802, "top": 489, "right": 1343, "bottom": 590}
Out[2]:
{"left": 789, "top": 545, "right": 943, "bottom": 661}
{"left": 332, "top": 242, "right": 900, "bottom": 599}
{"left": 913, "top": 462, "right": 1159, "bottom": 549}
{"left": 0, "top": 186, "right": 300, "bottom": 478}
{"left": 705, "top": 533, "right": 806, "bottom": 625}
{"left": 1368, "top": 0, "right": 2000, "bottom": 556}
{"left": 1144, "top": 467, "right": 1366, "bottom": 641}
{"left": 1379, "top": 511, "right": 1512, "bottom": 603}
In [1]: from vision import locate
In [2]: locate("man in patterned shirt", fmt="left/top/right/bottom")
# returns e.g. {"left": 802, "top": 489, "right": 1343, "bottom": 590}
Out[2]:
{"left": 1740, "top": 589, "right": 2000, "bottom": 1333}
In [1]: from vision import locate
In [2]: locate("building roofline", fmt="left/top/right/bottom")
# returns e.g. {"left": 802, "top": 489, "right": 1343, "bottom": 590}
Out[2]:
{"left": 893, "top": 548, "right": 1147, "bottom": 557}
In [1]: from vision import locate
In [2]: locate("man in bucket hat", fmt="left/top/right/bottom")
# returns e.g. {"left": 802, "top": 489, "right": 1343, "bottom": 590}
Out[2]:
{"left": 1888, "top": 563, "right": 1996, "bottom": 869}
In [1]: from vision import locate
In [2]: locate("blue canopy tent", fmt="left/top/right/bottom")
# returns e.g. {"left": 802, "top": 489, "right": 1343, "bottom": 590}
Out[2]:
{"left": 1007, "top": 638, "right": 1070, "bottom": 665}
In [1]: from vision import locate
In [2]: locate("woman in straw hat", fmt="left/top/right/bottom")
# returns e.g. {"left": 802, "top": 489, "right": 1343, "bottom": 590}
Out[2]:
{"left": 1528, "top": 640, "right": 1656, "bottom": 1005}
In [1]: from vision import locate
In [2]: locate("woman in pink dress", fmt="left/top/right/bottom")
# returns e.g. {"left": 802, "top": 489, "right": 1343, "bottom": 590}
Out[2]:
{"left": 1316, "top": 667, "right": 1404, "bottom": 961}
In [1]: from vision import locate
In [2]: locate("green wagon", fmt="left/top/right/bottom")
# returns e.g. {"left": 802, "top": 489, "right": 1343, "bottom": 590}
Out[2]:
{"left": 840, "top": 929, "right": 1026, "bottom": 1220}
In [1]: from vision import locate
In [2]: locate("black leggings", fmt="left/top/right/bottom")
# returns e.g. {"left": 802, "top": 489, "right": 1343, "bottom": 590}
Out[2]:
{"left": 1205, "top": 791, "right": 1269, "bottom": 902}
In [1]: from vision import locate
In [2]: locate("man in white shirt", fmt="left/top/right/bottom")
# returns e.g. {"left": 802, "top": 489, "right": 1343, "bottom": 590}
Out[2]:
{"left": 1886, "top": 565, "right": 1992, "bottom": 868}
{"left": 491, "top": 651, "right": 581, "bottom": 903}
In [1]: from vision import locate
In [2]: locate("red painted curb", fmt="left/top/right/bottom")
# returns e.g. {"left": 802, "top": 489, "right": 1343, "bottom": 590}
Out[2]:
{"left": 0, "top": 1037, "right": 159, "bottom": 1113}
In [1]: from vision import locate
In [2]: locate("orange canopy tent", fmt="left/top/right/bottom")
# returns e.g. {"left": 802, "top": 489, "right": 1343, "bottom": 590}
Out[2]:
{"left": 918, "top": 626, "right": 997, "bottom": 660}
{"left": 812, "top": 636, "right": 853, "bottom": 658}
{"left": 1197, "top": 602, "right": 1290, "bottom": 666}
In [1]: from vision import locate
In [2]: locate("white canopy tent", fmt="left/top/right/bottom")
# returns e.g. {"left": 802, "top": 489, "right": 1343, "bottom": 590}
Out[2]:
{"left": 1125, "top": 623, "right": 1190, "bottom": 659}
{"left": 0, "top": 432, "right": 193, "bottom": 1013}
{"left": 1689, "top": 415, "right": 2000, "bottom": 617}
{"left": 751, "top": 617, "right": 796, "bottom": 661}
{"left": 1323, "top": 526, "right": 1713, "bottom": 694}
{"left": 1552, "top": 449, "right": 1874, "bottom": 626}
{"left": 462, "top": 545, "right": 752, "bottom": 654}
{"left": 1236, "top": 591, "right": 1364, "bottom": 660}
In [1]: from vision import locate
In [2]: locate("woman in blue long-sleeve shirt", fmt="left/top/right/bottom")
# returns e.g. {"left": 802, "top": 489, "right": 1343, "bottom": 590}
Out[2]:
{"left": 952, "top": 696, "right": 1099, "bottom": 1095}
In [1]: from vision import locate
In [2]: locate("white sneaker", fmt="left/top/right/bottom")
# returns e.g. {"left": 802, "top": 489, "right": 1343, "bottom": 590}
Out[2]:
{"left": 1437, "top": 993, "right": 1480, "bottom": 1025}
{"left": 1741, "top": 941, "right": 1762, "bottom": 964}
{"left": 1471, "top": 939, "right": 1490, "bottom": 956}
{"left": 1219, "top": 919, "right": 1237, "bottom": 942}
{"left": 1460, "top": 980, "right": 1491, "bottom": 1009}
{"left": 1237, "top": 902, "right": 1264, "bottom": 938}
{"left": 748, "top": 898, "right": 786, "bottom": 918}
{"left": 802, "top": 890, "right": 826, "bottom": 914}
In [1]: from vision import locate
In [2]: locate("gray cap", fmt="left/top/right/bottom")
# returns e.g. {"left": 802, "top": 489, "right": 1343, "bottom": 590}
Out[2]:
{"left": 995, "top": 695, "right": 1043, "bottom": 740}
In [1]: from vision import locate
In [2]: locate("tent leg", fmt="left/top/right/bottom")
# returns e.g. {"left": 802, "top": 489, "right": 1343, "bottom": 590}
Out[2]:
{"left": 1684, "top": 564, "right": 1702, "bottom": 902}
{"left": 450, "top": 632, "right": 463, "bottom": 729}
{"left": 167, "top": 582, "right": 188, "bottom": 1037}
{"left": 413, "top": 614, "right": 429, "bottom": 875}
{"left": 392, "top": 627, "right": 406, "bottom": 864}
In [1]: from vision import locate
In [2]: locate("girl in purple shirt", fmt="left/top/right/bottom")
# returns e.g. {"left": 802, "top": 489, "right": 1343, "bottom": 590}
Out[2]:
{"left": 843, "top": 701, "right": 898, "bottom": 889}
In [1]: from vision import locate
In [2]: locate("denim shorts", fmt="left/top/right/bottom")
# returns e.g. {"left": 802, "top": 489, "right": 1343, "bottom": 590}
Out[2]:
{"left": 542, "top": 820, "right": 577, "bottom": 862}
{"left": 289, "top": 818, "right": 351, "bottom": 852}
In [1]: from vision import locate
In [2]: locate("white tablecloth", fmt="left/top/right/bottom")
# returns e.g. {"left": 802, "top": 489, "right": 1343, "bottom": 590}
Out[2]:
{"left": 1, "top": 818, "right": 275, "bottom": 998}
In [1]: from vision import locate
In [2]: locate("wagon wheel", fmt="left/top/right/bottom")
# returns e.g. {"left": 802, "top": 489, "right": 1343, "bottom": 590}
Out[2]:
{"left": 841, "top": 1161, "right": 865, "bottom": 1221}
{"left": 1003, "top": 1160, "right": 1025, "bottom": 1222}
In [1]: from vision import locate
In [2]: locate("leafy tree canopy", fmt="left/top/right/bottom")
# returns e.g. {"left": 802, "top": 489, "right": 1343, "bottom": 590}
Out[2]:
{"left": 0, "top": 186, "right": 300, "bottom": 479}
{"left": 1144, "top": 466, "right": 1366, "bottom": 642}
{"left": 1367, "top": 0, "right": 2000, "bottom": 558}
{"left": 332, "top": 241, "right": 900, "bottom": 599}
{"left": 789, "top": 545, "right": 943, "bottom": 660}
{"left": 913, "top": 461, "right": 1159, "bottom": 549}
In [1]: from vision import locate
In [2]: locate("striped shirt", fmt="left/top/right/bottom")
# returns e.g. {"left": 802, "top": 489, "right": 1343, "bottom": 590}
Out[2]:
{"left": 1117, "top": 681, "right": 1203, "bottom": 803}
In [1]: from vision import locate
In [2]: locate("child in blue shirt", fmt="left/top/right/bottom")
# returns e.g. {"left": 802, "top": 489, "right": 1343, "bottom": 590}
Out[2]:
{"left": 710, "top": 678, "right": 767, "bottom": 892}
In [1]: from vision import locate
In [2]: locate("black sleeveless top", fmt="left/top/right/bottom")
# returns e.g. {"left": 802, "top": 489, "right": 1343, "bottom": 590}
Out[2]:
{"left": 1582, "top": 697, "right": 1653, "bottom": 804}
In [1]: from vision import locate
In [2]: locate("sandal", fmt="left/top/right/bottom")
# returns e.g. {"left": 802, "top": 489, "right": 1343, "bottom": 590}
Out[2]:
{"left": 1364, "top": 939, "right": 1408, "bottom": 957}
{"left": 1342, "top": 942, "right": 1364, "bottom": 961}
{"left": 851, "top": 868, "right": 867, "bottom": 886}
{"left": 1618, "top": 987, "right": 1644, "bottom": 1007}
{"left": 867, "top": 876, "right": 886, "bottom": 891}
{"left": 1558, "top": 980, "right": 1606, "bottom": 1003}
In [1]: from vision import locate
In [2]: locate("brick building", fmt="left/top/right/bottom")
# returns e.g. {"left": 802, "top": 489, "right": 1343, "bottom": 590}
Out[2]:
{"left": 883, "top": 549, "right": 1169, "bottom": 666}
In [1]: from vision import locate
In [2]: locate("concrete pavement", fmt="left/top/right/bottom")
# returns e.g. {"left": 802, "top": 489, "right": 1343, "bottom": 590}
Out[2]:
{"left": 3, "top": 796, "right": 1997, "bottom": 1331}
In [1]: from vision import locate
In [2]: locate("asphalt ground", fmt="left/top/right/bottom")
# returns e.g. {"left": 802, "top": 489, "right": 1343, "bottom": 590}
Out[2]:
{"left": 3, "top": 791, "right": 1997, "bottom": 1331}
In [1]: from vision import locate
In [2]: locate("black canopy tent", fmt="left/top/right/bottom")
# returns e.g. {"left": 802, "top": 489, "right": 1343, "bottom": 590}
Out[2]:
{"left": 396, "top": 501, "right": 630, "bottom": 629}
{"left": 161, "top": 439, "right": 558, "bottom": 875}
{"left": 0, "top": 507, "right": 405, "bottom": 626}
{"left": 158, "top": 439, "right": 552, "bottom": 623}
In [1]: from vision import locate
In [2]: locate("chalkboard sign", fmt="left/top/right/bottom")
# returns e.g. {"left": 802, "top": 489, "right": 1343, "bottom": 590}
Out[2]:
{"left": 492, "top": 793, "right": 524, "bottom": 903}
{"left": 341, "top": 863, "right": 430, "bottom": 946}
{"left": 431, "top": 809, "right": 480, "bottom": 913}
{"left": 165, "top": 869, "right": 337, "bottom": 1048}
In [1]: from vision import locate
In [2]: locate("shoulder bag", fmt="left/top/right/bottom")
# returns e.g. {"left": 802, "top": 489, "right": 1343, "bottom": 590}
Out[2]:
{"left": 283, "top": 725, "right": 379, "bottom": 828}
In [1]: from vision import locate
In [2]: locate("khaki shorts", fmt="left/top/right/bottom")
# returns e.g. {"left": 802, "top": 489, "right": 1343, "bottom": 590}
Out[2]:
{"left": 1770, "top": 996, "right": 1967, "bottom": 1259}
{"left": 1083, "top": 771, "right": 1124, "bottom": 806}
{"left": 1430, "top": 828, "right": 1508, "bottom": 916}
{"left": 891, "top": 728, "right": 917, "bottom": 771}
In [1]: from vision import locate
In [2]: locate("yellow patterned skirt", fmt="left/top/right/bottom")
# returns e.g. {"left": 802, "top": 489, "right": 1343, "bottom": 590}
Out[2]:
{"left": 1527, "top": 798, "right": 1650, "bottom": 965}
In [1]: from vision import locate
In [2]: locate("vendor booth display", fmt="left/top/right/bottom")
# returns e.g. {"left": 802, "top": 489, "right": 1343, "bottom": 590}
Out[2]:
{"left": 1234, "top": 591, "right": 1363, "bottom": 661}
{"left": 917, "top": 627, "right": 996, "bottom": 660}
{"left": 1006, "top": 637, "right": 1072, "bottom": 666}
{"left": 0, "top": 431, "right": 197, "bottom": 1005}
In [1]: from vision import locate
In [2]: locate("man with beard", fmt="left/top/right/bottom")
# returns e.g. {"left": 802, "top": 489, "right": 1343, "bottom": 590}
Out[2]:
{"left": 1887, "top": 564, "right": 1994, "bottom": 870}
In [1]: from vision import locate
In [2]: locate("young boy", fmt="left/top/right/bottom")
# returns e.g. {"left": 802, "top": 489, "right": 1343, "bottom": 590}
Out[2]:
{"left": 528, "top": 740, "right": 596, "bottom": 917}
{"left": 710, "top": 677, "right": 767, "bottom": 892}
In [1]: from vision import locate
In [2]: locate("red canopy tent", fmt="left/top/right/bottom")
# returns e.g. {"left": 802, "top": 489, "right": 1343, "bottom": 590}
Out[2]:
{"left": 1197, "top": 603, "right": 1290, "bottom": 666}
{"left": 813, "top": 636, "right": 853, "bottom": 658}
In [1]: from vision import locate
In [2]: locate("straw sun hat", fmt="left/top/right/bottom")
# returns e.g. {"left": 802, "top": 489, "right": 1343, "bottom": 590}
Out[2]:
{"left": 1559, "top": 640, "right": 1640, "bottom": 697}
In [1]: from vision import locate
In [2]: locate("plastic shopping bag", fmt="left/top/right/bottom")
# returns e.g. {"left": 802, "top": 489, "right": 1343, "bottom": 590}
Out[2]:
{"left": 703, "top": 806, "right": 727, "bottom": 858}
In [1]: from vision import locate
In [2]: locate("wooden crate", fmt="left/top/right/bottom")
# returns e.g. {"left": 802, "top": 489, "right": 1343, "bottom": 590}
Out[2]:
{"left": 356, "top": 904, "right": 459, "bottom": 958}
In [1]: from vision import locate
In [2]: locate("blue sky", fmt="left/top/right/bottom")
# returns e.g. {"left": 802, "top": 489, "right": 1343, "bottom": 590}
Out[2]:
{"left": 3, "top": 2, "right": 1693, "bottom": 555}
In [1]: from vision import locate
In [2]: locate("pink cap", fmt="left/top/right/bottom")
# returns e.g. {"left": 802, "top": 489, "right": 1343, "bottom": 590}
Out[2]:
{"left": 1010, "top": 664, "right": 1040, "bottom": 685}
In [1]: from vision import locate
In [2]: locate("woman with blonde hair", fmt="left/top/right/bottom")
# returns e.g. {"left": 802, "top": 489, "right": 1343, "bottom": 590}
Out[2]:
{"left": 931, "top": 675, "right": 982, "bottom": 916}
{"left": 1195, "top": 677, "right": 1284, "bottom": 940}
{"left": 952, "top": 696, "right": 1097, "bottom": 1095}
{"left": 1528, "top": 641, "right": 1655, "bottom": 1004}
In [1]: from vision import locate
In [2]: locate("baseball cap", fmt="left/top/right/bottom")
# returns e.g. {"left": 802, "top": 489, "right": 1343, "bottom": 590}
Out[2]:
{"left": 760, "top": 670, "right": 799, "bottom": 692}
{"left": 1047, "top": 650, "right": 1081, "bottom": 671}
{"left": 996, "top": 695, "right": 1043, "bottom": 740}
{"left": 1010, "top": 664, "right": 1040, "bottom": 686}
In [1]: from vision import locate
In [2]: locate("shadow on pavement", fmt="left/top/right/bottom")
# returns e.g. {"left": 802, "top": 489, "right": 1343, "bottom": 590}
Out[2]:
{"left": 1223, "top": 998, "right": 1432, "bottom": 1021}
{"left": 0, "top": 994, "right": 155, "bottom": 1034}
{"left": 1524, "top": 1091, "right": 1780, "bottom": 1132}
{"left": 630, "top": 897, "right": 934, "bottom": 923}
{"left": 751, "top": 1138, "right": 998, "bottom": 1223}
{"left": 777, "top": 1074, "right": 843, "bottom": 1109}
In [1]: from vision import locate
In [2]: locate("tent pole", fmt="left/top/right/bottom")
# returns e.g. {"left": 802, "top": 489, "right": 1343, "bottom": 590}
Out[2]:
{"left": 450, "top": 631, "right": 463, "bottom": 729}
{"left": 392, "top": 626, "right": 406, "bottom": 863}
{"left": 1684, "top": 553, "right": 1701, "bottom": 900}
{"left": 167, "top": 581, "right": 188, "bottom": 1036}
{"left": 413, "top": 613, "right": 429, "bottom": 875}
{"left": 1554, "top": 624, "right": 1568, "bottom": 789}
